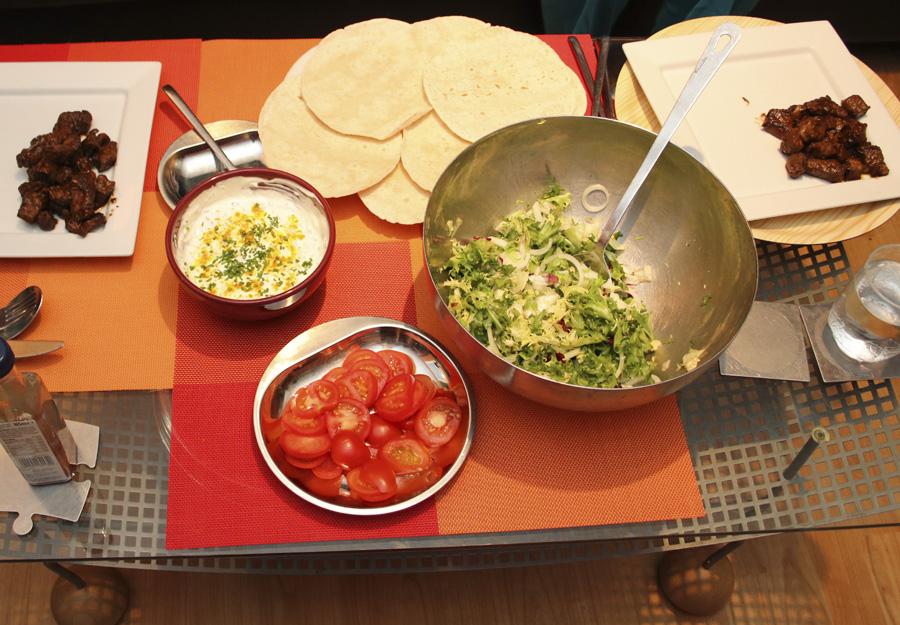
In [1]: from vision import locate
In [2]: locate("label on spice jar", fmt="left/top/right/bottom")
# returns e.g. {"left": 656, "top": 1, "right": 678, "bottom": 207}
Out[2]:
{"left": 0, "top": 420, "right": 70, "bottom": 485}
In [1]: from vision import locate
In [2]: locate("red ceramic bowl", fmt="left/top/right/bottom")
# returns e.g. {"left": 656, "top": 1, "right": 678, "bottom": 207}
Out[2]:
{"left": 165, "top": 168, "right": 335, "bottom": 321}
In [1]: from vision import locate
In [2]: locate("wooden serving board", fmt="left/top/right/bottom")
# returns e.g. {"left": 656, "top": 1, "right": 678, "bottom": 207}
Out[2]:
{"left": 615, "top": 16, "right": 900, "bottom": 245}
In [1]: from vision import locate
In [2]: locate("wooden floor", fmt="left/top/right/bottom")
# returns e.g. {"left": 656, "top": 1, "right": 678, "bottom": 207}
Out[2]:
{"left": 2, "top": 520, "right": 900, "bottom": 624}
{"left": 3, "top": 35, "right": 900, "bottom": 625}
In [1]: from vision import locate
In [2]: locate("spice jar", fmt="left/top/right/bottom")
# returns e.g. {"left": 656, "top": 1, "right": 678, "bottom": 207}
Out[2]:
{"left": 0, "top": 338, "right": 74, "bottom": 485}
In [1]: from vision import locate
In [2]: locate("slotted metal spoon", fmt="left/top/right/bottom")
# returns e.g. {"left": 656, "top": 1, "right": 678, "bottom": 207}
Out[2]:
{"left": 0, "top": 286, "right": 42, "bottom": 340}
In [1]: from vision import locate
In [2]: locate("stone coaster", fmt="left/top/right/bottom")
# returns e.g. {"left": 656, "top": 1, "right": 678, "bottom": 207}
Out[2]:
{"left": 799, "top": 303, "right": 900, "bottom": 384}
{"left": 719, "top": 301, "right": 810, "bottom": 382}
{"left": 0, "top": 420, "right": 99, "bottom": 536}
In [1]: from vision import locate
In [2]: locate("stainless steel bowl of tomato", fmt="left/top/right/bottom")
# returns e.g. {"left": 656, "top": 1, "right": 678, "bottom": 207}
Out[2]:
{"left": 253, "top": 316, "right": 475, "bottom": 515}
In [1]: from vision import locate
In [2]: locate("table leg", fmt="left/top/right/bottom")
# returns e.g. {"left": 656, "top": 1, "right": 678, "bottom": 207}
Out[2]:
{"left": 657, "top": 543, "right": 741, "bottom": 616}
{"left": 44, "top": 563, "right": 130, "bottom": 625}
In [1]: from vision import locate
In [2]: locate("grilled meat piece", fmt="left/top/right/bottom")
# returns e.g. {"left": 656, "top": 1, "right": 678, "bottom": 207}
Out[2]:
{"left": 47, "top": 184, "right": 73, "bottom": 211}
{"left": 94, "top": 174, "right": 115, "bottom": 207}
{"left": 837, "top": 118, "right": 868, "bottom": 146}
{"left": 807, "top": 139, "right": 848, "bottom": 161}
{"left": 858, "top": 144, "right": 889, "bottom": 177}
{"left": 780, "top": 129, "right": 804, "bottom": 154}
{"left": 844, "top": 157, "right": 865, "bottom": 181}
{"left": 65, "top": 213, "right": 106, "bottom": 237}
{"left": 804, "top": 95, "right": 849, "bottom": 118}
{"left": 806, "top": 158, "right": 845, "bottom": 183}
{"left": 762, "top": 108, "right": 792, "bottom": 139}
{"left": 18, "top": 180, "right": 47, "bottom": 196}
{"left": 91, "top": 140, "right": 118, "bottom": 172}
{"left": 841, "top": 95, "right": 870, "bottom": 119}
{"left": 43, "top": 133, "right": 83, "bottom": 166}
{"left": 17, "top": 190, "right": 48, "bottom": 224}
{"left": 52, "top": 110, "right": 92, "bottom": 141}
{"left": 797, "top": 116, "right": 829, "bottom": 143}
{"left": 786, "top": 153, "right": 808, "bottom": 179}
{"left": 35, "top": 209, "right": 58, "bottom": 231}
{"left": 80, "top": 129, "right": 108, "bottom": 157}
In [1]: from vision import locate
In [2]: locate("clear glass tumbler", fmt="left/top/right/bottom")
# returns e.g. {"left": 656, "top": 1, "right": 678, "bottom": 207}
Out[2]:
{"left": 827, "top": 244, "right": 900, "bottom": 363}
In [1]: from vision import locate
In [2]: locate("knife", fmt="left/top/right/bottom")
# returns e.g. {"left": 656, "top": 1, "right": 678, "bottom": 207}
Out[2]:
{"left": 7, "top": 340, "right": 64, "bottom": 358}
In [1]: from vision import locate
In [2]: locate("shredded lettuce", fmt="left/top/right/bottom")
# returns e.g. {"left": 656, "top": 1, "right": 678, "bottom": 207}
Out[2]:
{"left": 442, "top": 183, "right": 661, "bottom": 389}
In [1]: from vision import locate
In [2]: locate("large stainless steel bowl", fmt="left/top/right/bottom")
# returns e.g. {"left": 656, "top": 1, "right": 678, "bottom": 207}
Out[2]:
{"left": 423, "top": 116, "right": 758, "bottom": 412}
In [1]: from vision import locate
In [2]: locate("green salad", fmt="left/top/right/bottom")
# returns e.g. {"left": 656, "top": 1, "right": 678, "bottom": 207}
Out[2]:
{"left": 442, "top": 183, "right": 661, "bottom": 389}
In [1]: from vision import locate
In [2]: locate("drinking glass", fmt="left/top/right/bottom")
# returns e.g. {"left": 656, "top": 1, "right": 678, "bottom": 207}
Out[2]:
{"left": 827, "top": 244, "right": 900, "bottom": 363}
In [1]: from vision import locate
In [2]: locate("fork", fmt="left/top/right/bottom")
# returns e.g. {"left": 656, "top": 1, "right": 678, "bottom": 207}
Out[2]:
{"left": 0, "top": 286, "right": 42, "bottom": 340}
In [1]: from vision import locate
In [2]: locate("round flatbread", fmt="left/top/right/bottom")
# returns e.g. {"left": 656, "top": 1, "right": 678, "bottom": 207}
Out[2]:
{"left": 411, "top": 15, "right": 492, "bottom": 61}
{"left": 301, "top": 18, "right": 431, "bottom": 140}
{"left": 401, "top": 111, "right": 471, "bottom": 192}
{"left": 423, "top": 26, "right": 588, "bottom": 142}
{"left": 258, "top": 75, "right": 401, "bottom": 198}
{"left": 359, "top": 163, "right": 431, "bottom": 225}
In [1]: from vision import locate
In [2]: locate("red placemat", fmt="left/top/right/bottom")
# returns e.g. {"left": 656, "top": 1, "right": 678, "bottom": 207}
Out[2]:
{"left": 166, "top": 199, "right": 704, "bottom": 550}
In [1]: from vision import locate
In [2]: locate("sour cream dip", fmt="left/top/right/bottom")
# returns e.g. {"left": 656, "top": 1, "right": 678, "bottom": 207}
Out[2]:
{"left": 174, "top": 176, "right": 330, "bottom": 300}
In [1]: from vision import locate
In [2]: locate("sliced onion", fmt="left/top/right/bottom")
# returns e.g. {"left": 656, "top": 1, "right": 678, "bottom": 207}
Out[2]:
{"left": 581, "top": 184, "right": 610, "bottom": 213}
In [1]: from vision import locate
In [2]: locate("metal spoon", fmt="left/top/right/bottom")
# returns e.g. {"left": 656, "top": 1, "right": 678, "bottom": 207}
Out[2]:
{"left": 162, "top": 84, "right": 238, "bottom": 173}
{"left": 597, "top": 23, "right": 741, "bottom": 263}
{"left": 0, "top": 286, "right": 43, "bottom": 340}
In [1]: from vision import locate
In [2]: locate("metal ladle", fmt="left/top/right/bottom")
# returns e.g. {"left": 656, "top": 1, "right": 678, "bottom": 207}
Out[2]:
{"left": 162, "top": 84, "right": 238, "bottom": 172}
{"left": 597, "top": 23, "right": 741, "bottom": 264}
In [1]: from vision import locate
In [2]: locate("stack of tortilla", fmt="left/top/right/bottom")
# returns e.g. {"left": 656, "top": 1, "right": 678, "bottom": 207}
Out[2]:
{"left": 258, "top": 16, "right": 587, "bottom": 225}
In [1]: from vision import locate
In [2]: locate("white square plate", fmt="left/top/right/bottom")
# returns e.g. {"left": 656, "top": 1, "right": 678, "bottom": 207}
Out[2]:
{"left": 0, "top": 62, "right": 161, "bottom": 257}
{"left": 623, "top": 21, "right": 900, "bottom": 221}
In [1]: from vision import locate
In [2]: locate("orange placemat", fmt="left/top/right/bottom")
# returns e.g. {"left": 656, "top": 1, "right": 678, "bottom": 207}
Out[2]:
{"left": 0, "top": 39, "right": 202, "bottom": 392}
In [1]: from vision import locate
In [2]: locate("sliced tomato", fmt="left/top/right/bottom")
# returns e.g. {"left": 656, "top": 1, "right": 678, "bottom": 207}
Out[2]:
{"left": 413, "top": 374, "right": 437, "bottom": 404}
{"left": 322, "top": 366, "right": 348, "bottom": 383}
{"left": 342, "top": 349, "right": 384, "bottom": 368}
{"left": 414, "top": 397, "right": 463, "bottom": 447}
{"left": 433, "top": 386, "right": 458, "bottom": 401}
{"left": 284, "top": 452, "right": 326, "bottom": 469}
{"left": 429, "top": 415, "right": 468, "bottom": 467}
{"left": 324, "top": 398, "right": 372, "bottom": 439}
{"left": 266, "top": 433, "right": 286, "bottom": 465}
{"left": 347, "top": 459, "right": 398, "bottom": 502}
{"left": 330, "top": 430, "right": 370, "bottom": 470}
{"left": 374, "top": 373, "right": 418, "bottom": 422}
{"left": 378, "top": 437, "right": 433, "bottom": 475}
{"left": 275, "top": 457, "right": 305, "bottom": 480}
{"left": 280, "top": 431, "right": 332, "bottom": 458}
{"left": 261, "top": 412, "right": 286, "bottom": 444}
{"left": 367, "top": 414, "right": 403, "bottom": 447}
{"left": 311, "top": 454, "right": 344, "bottom": 479}
{"left": 293, "top": 468, "right": 342, "bottom": 498}
{"left": 394, "top": 465, "right": 443, "bottom": 500}
{"left": 335, "top": 369, "right": 379, "bottom": 406}
{"left": 349, "top": 358, "right": 391, "bottom": 394}
{"left": 378, "top": 349, "right": 415, "bottom": 377}
{"left": 289, "top": 379, "right": 340, "bottom": 419}
{"left": 397, "top": 415, "right": 417, "bottom": 431}
{"left": 282, "top": 410, "right": 326, "bottom": 436}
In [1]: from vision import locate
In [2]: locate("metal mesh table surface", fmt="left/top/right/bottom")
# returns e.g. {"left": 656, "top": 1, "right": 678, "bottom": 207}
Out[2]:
{"left": 2, "top": 241, "right": 899, "bottom": 573}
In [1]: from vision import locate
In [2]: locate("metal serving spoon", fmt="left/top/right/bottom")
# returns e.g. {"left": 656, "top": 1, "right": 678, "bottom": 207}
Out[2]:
{"left": 0, "top": 286, "right": 43, "bottom": 340}
{"left": 596, "top": 23, "right": 741, "bottom": 265}
{"left": 162, "top": 84, "right": 238, "bottom": 172}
